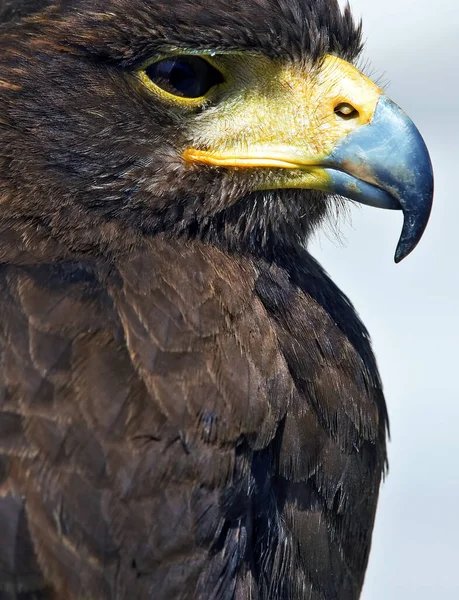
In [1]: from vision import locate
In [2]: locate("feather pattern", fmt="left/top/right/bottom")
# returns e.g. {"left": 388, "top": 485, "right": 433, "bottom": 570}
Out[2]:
{"left": 0, "top": 239, "right": 387, "bottom": 599}
{"left": 0, "top": 1, "right": 387, "bottom": 599}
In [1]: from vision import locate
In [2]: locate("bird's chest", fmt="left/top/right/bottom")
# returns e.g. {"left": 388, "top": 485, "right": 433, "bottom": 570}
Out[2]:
{"left": 108, "top": 243, "right": 386, "bottom": 597}
{"left": 0, "top": 244, "right": 386, "bottom": 599}
{"left": 112, "top": 241, "right": 382, "bottom": 455}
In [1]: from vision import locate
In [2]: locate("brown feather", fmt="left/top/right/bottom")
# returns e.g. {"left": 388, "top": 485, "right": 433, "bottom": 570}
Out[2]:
{"left": 0, "top": 2, "right": 387, "bottom": 599}
{"left": 0, "top": 238, "right": 386, "bottom": 599}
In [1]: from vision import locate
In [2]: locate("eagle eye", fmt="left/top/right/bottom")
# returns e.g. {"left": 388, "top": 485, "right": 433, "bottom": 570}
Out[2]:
{"left": 144, "top": 56, "right": 224, "bottom": 99}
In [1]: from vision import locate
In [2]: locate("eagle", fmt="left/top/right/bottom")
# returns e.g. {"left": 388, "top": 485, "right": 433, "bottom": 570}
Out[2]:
{"left": 0, "top": 1, "right": 433, "bottom": 599}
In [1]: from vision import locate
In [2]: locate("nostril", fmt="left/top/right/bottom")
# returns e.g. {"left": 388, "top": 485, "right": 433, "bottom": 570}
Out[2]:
{"left": 334, "top": 102, "right": 359, "bottom": 120}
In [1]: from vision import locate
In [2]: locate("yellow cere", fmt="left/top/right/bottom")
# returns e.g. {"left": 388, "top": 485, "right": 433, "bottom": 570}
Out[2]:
{"left": 178, "top": 53, "right": 383, "bottom": 192}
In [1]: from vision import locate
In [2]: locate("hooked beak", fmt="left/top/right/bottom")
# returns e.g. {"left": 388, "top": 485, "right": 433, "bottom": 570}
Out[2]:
{"left": 321, "top": 95, "right": 433, "bottom": 262}
{"left": 183, "top": 55, "right": 433, "bottom": 261}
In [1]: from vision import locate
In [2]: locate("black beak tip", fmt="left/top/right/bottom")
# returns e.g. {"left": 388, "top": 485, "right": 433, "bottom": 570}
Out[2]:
{"left": 394, "top": 246, "right": 409, "bottom": 264}
{"left": 394, "top": 190, "right": 433, "bottom": 264}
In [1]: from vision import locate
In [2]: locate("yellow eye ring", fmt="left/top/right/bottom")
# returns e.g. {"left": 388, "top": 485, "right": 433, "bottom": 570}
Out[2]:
{"left": 139, "top": 55, "right": 225, "bottom": 107}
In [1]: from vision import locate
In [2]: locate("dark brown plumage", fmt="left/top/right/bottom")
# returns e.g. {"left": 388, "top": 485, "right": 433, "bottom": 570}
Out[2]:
{"left": 0, "top": 2, "right": 391, "bottom": 599}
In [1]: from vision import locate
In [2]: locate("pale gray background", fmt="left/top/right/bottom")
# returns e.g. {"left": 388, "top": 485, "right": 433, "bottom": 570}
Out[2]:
{"left": 311, "top": 1, "right": 458, "bottom": 598}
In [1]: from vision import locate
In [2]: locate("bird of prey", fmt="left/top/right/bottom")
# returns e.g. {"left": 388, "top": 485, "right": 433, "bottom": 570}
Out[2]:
{"left": 0, "top": 1, "right": 433, "bottom": 599}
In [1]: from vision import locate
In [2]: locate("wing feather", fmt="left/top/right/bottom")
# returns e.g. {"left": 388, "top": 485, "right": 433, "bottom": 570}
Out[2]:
{"left": 0, "top": 239, "right": 386, "bottom": 599}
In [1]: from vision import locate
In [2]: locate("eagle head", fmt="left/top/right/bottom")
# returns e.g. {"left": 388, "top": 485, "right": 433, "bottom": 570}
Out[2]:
{"left": 0, "top": 0, "right": 432, "bottom": 261}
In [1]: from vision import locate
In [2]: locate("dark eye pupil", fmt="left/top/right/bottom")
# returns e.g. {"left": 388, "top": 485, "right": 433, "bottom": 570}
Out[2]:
{"left": 145, "top": 56, "right": 224, "bottom": 99}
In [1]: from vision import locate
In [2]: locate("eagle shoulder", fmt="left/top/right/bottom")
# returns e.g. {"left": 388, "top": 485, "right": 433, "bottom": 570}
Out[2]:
{"left": 0, "top": 238, "right": 387, "bottom": 600}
